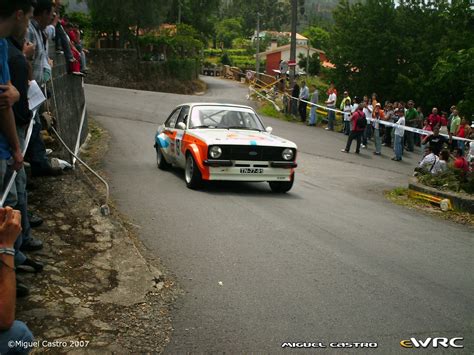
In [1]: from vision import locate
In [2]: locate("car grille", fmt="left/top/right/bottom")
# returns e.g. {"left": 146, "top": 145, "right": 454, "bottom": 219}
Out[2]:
{"left": 210, "top": 145, "right": 295, "bottom": 161}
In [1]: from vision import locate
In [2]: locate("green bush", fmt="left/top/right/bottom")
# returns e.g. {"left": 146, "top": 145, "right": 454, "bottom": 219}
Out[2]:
{"left": 418, "top": 167, "right": 473, "bottom": 194}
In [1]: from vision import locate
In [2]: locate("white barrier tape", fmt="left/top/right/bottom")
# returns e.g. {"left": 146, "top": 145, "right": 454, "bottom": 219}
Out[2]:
{"left": 281, "top": 91, "right": 474, "bottom": 143}
{"left": 0, "top": 112, "right": 37, "bottom": 207}
{"left": 248, "top": 86, "right": 281, "bottom": 112}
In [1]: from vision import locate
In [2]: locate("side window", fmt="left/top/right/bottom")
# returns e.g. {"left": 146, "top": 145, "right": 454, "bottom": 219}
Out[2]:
{"left": 165, "top": 108, "right": 181, "bottom": 128}
{"left": 176, "top": 106, "right": 190, "bottom": 127}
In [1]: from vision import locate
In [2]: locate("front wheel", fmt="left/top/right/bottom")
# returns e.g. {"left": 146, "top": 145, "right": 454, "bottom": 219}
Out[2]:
{"left": 185, "top": 153, "right": 203, "bottom": 189}
{"left": 269, "top": 174, "right": 295, "bottom": 193}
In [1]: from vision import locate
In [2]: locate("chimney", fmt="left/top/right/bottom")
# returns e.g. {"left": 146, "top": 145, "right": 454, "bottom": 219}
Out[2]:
{"left": 270, "top": 39, "right": 278, "bottom": 51}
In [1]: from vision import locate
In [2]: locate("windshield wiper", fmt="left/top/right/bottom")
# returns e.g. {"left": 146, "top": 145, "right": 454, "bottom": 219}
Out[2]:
{"left": 226, "top": 126, "right": 262, "bottom": 131}
{"left": 191, "top": 125, "right": 214, "bottom": 129}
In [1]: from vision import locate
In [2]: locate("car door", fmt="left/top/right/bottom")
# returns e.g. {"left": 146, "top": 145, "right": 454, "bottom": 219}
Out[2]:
{"left": 173, "top": 105, "right": 190, "bottom": 168}
{"left": 159, "top": 107, "right": 181, "bottom": 162}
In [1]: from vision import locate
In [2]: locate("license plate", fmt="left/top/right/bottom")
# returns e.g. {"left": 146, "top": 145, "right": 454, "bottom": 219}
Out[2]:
{"left": 240, "top": 168, "right": 264, "bottom": 174}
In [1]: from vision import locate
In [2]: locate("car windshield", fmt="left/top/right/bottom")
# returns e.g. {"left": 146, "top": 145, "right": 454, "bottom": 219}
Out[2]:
{"left": 189, "top": 106, "right": 265, "bottom": 131}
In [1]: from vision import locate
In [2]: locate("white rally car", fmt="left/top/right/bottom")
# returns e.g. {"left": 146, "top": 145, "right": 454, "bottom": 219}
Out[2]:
{"left": 154, "top": 103, "right": 298, "bottom": 192}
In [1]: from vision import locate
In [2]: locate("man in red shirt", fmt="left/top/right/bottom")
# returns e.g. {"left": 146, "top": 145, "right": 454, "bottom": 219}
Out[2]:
{"left": 453, "top": 147, "right": 469, "bottom": 175}
{"left": 427, "top": 107, "right": 442, "bottom": 129}
{"left": 341, "top": 102, "right": 365, "bottom": 154}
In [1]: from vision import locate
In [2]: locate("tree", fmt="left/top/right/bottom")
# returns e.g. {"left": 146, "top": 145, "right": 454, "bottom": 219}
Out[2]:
{"left": 215, "top": 18, "right": 243, "bottom": 48}
{"left": 327, "top": 0, "right": 474, "bottom": 115}
{"left": 86, "top": 0, "right": 171, "bottom": 47}
{"left": 303, "top": 26, "right": 330, "bottom": 51}
{"left": 298, "top": 52, "right": 321, "bottom": 75}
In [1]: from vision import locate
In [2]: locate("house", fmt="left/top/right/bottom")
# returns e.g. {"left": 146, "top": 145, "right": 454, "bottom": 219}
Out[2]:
{"left": 253, "top": 31, "right": 309, "bottom": 47}
{"left": 257, "top": 42, "right": 333, "bottom": 74}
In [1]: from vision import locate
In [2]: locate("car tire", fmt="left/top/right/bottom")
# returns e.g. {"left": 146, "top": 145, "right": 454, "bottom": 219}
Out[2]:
{"left": 156, "top": 146, "right": 171, "bottom": 170}
{"left": 269, "top": 173, "right": 294, "bottom": 193}
{"left": 185, "top": 153, "right": 202, "bottom": 189}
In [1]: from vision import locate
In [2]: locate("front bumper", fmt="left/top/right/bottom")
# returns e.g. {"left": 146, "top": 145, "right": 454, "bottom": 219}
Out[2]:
{"left": 206, "top": 160, "right": 296, "bottom": 182}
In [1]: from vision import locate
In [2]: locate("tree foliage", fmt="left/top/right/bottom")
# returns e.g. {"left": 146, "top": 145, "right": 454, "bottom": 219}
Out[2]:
{"left": 327, "top": 0, "right": 474, "bottom": 116}
{"left": 303, "top": 26, "right": 330, "bottom": 51}
{"left": 215, "top": 18, "right": 243, "bottom": 48}
{"left": 298, "top": 52, "right": 321, "bottom": 75}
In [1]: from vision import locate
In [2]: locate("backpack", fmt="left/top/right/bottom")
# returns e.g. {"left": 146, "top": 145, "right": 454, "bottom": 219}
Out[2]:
{"left": 356, "top": 111, "right": 367, "bottom": 130}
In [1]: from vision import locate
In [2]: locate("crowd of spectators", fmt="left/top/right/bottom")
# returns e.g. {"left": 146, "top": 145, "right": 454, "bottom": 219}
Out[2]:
{"left": 0, "top": 0, "right": 88, "bottom": 353}
{"left": 283, "top": 79, "right": 473, "bottom": 177}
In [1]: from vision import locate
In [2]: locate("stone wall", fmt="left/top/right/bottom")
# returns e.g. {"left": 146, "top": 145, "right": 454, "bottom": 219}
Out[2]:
{"left": 85, "top": 49, "right": 202, "bottom": 94}
{"left": 48, "top": 44, "right": 88, "bottom": 160}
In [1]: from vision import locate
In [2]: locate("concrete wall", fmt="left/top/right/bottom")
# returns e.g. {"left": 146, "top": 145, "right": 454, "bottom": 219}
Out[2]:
{"left": 48, "top": 44, "right": 88, "bottom": 160}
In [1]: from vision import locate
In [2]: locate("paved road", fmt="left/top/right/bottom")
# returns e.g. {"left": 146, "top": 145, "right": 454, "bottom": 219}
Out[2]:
{"left": 86, "top": 77, "right": 473, "bottom": 353}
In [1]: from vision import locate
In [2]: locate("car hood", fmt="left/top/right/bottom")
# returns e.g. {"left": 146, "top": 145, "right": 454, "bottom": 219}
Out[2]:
{"left": 186, "top": 129, "right": 297, "bottom": 148}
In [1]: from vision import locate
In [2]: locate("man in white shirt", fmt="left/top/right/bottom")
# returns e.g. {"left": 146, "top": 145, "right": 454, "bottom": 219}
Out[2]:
{"left": 392, "top": 109, "right": 405, "bottom": 161}
{"left": 418, "top": 147, "right": 440, "bottom": 174}
{"left": 325, "top": 88, "right": 337, "bottom": 131}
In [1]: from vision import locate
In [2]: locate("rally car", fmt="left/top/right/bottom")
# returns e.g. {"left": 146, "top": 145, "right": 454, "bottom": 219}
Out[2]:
{"left": 154, "top": 103, "right": 297, "bottom": 192}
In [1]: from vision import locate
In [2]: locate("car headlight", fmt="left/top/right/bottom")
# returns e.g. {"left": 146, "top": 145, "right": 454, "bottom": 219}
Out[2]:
{"left": 209, "top": 146, "right": 222, "bottom": 159}
{"left": 282, "top": 148, "right": 294, "bottom": 161}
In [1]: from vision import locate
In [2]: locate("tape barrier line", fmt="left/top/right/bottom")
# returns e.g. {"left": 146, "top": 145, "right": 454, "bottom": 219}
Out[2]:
{"left": 0, "top": 112, "right": 37, "bottom": 207}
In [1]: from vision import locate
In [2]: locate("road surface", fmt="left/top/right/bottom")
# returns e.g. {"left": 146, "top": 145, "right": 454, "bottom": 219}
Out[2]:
{"left": 85, "top": 77, "right": 473, "bottom": 353}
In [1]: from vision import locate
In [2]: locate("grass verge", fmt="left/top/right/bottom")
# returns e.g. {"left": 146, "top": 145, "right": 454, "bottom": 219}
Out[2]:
{"left": 386, "top": 187, "right": 474, "bottom": 227}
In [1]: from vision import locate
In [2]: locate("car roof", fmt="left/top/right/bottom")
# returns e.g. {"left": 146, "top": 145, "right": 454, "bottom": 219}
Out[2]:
{"left": 178, "top": 103, "right": 255, "bottom": 110}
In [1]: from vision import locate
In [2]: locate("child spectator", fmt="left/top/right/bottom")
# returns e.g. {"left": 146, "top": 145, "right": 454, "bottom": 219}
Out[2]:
{"left": 420, "top": 118, "right": 432, "bottom": 157}
{"left": 383, "top": 102, "right": 395, "bottom": 147}
{"left": 343, "top": 96, "right": 352, "bottom": 135}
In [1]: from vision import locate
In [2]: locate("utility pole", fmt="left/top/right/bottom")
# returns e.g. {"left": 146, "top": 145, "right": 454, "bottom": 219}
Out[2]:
{"left": 256, "top": 12, "right": 262, "bottom": 77}
{"left": 306, "top": 44, "right": 310, "bottom": 78}
{"left": 290, "top": 0, "right": 297, "bottom": 87}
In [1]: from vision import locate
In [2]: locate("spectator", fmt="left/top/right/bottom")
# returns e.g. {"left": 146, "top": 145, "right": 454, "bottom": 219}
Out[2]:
{"left": 372, "top": 103, "right": 384, "bottom": 155}
{"left": 392, "top": 108, "right": 405, "bottom": 161}
{"left": 417, "top": 146, "right": 444, "bottom": 175}
{"left": 453, "top": 147, "right": 469, "bottom": 176}
{"left": 404, "top": 100, "right": 418, "bottom": 152}
{"left": 298, "top": 81, "right": 309, "bottom": 123}
{"left": 0, "top": 2, "right": 24, "bottom": 193}
{"left": 420, "top": 118, "right": 432, "bottom": 157}
{"left": 308, "top": 84, "right": 318, "bottom": 126}
{"left": 421, "top": 125, "right": 448, "bottom": 156}
{"left": 325, "top": 86, "right": 337, "bottom": 131}
{"left": 449, "top": 109, "right": 461, "bottom": 139}
{"left": 342, "top": 95, "right": 352, "bottom": 135}
{"left": 428, "top": 107, "right": 442, "bottom": 129}
{"left": 447, "top": 105, "right": 456, "bottom": 134}
{"left": 7, "top": 0, "right": 46, "bottom": 260}
{"left": 341, "top": 103, "right": 365, "bottom": 154}
{"left": 415, "top": 106, "right": 424, "bottom": 147}
{"left": 26, "top": 0, "right": 62, "bottom": 177}
{"left": 362, "top": 98, "right": 372, "bottom": 148}
{"left": 0, "top": 206, "right": 34, "bottom": 355}
{"left": 439, "top": 149, "right": 450, "bottom": 173}
{"left": 383, "top": 102, "right": 395, "bottom": 147}
{"left": 456, "top": 117, "right": 471, "bottom": 155}
{"left": 339, "top": 91, "right": 351, "bottom": 133}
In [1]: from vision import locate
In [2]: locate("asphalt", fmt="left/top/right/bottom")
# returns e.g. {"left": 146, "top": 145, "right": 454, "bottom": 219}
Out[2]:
{"left": 85, "top": 76, "right": 473, "bottom": 353}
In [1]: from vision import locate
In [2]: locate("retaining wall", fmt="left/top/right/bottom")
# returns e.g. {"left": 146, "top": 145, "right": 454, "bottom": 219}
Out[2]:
{"left": 48, "top": 44, "right": 88, "bottom": 160}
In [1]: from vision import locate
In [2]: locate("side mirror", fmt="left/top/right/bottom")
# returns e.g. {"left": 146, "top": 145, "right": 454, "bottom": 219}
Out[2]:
{"left": 177, "top": 122, "right": 186, "bottom": 130}
{"left": 266, "top": 127, "right": 273, "bottom": 134}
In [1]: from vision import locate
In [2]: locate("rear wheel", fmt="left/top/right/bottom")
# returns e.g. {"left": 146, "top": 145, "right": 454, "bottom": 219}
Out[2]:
{"left": 156, "top": 146, "right": 171, "bottom": 170}
{"left": 269, "top": 173, "right": 295, "bottom": 193}
{"left": 185, "top": 153, "right": 203, "bottom": 189}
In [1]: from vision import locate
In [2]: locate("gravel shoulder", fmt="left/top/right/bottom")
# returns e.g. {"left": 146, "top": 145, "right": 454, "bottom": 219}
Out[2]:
{"left": 16, "top": 119, "right": 179, "bottom": 353}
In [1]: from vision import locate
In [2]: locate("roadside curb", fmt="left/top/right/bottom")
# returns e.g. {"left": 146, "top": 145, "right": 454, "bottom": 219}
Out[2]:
{"left": 408, "top": 177, "right": 474, "bottom": 213}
